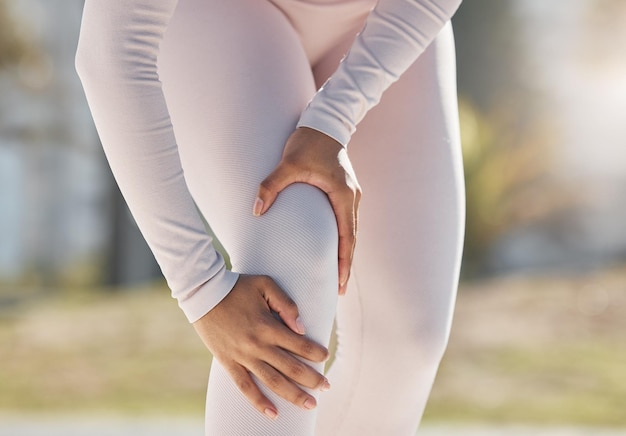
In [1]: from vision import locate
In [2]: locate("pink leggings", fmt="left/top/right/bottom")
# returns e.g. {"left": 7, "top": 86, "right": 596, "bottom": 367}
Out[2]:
{"left": 157, "top": 0, "right": 465, "bottom": 434}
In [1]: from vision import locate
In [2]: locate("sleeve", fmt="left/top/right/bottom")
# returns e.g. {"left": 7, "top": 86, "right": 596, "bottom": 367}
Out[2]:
{"left": 75, "top": 0, "right": 239, "bottom": 323}
{"left": 296, "top": 0, "right": 463, "bottom": 147}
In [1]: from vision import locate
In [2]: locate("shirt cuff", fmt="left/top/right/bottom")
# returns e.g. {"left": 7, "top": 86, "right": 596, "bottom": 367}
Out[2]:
{"left": 296, "top": 106, "right": 352, "bottom": 148}
{"left": 177, "top": 266, "right": 240, "bottom": 323}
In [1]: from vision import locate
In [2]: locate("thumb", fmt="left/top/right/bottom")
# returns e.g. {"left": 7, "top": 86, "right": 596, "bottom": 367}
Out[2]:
{"left": 261, "top": 277, "right": 306, "bottom": 335}
{"left": 253, "top": 163, "right": 293, "bottom": 216}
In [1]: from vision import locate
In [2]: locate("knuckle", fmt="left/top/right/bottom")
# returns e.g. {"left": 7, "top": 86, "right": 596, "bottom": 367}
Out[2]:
{"left": 338, "top": 240, "right": 353, "bottom": 252}
{"left": 293, "top": 391, "right": 310, "bottom": 406}
{"left": 315, "top": 375, "right": 326, "bottom": 389}
{"left": 235, "top": 376, "right": 254, "bottom": 394}
{"left": 259, "top": 274, "right": 274, "bottom": 287}
{"left": 240, "top": 344, "right": 257, "bottom": 358}
{"left": 288, "top": 361, "right": 306, "bottom": 379}
{"left": 256, "top": 364, "right": 278, "bottom": 388}
{"left": 259, "top": 178, "right": 277, "bottom": 193}
{"left": 284, "top": 298, "right": 298, "bottom": 312}
{"left": 266, "top": 373, "right": 282, "bottom": 389}
{"left": 255, "top": 317, "right": 276, "bottom": 338}
{"left": 338, "top": 186, "right": 352, "bottom": 199}
{"left": 281, "top": 156, "right": 298, "bottom": 168}
{"left": 255, "top": 363, "right": 283, "bottom": 390}
{"left": 241, "top": 332, "right": 263, "bottom": 352}
{"left": 299, "top": 340, "right": 315, "bottom": 357}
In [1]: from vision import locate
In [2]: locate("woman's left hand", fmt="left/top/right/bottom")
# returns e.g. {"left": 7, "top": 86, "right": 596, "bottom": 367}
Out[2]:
{"left": 254, "top": 127, "right": 361, "bottom": 295}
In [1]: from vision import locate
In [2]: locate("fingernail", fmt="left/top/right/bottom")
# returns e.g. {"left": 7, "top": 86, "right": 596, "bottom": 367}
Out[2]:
{"left": 320, "top": 379, "right": 331, "bottom": 392}
{"left": 339, "top": 271, "right": 348, "bottom": 287}
{"left": 295, "top": 316, "right": 306, "bottom": 335}
{"left": 253, "top": 197, "right": 264, "bottom": 216}
{"left": 304, "top": 398, "right": 316, "bottom": 410}
{"left": 264, "top": 408, "right": 278, "bottom": 420}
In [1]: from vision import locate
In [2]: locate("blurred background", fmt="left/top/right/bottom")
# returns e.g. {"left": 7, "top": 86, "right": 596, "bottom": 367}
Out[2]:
{"left": 1, "top": 0, "right": 625, "bottom": 433}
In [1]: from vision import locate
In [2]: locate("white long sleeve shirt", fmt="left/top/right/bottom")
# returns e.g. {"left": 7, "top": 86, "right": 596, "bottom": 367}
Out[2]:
{"left": 75, "top": 0, "right": 462, "bottom": 322}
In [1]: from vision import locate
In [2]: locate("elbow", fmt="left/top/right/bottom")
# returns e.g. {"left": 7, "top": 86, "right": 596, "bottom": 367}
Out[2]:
{"left": 434, "top": 0, "right": 463, "bottom": 16}
{"left": 75, "top": 33, "right": 160, "bottom": 89}
{"left": 74, "top": 39, "right": 93, "bottom": 85}
{"left": 444, "top": 0, "right": 463, "bottom": 22}
{"left": 74, "top": 5, "right": 124, "bottom": 87}
{"left": 443, "top": 0, "right": 463, "bottom": 15}
{"left": 75, "top": 3, "right": 174, "bottom": 88}
{"left": 74, "top": 23, "right": 130, "bottom": 87}
{"left": 74, "top": 27, "right": 111, "bottom": 88}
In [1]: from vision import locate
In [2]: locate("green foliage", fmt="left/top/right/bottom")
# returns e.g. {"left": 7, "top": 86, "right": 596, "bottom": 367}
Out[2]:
{"left": 459, "top": 100, "right": 578, "bottom": 277}
{"left": 0, "top": 0, "right": 35, "bottom": 69}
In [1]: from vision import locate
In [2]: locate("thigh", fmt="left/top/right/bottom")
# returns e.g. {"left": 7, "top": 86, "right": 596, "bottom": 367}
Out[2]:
{"left": 159, "top": 0, "right": 340, "bottom": 328}
{"left": 353, "top": 23, "right": 465, "bottom": 340}
{"left": 159, "top": 2, "right": 339, "bottom": 433}
{"left": 318, "top": 22, "right": 466, "bottom": 341}
{"left": 159, "top": 0, "right": 335, "bottom": 256}
{"left": 158, "top": 0, "right": 318, "bottom": 234}
{"left": 314, "top": 24, "right": 465, "bottom": 435}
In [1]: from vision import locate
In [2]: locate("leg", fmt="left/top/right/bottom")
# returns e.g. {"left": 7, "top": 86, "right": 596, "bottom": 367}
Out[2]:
{"left": 158, "top": 0, "right": 338, "bottom": 434}
{"left": 313, "top": 23, "right": 466, "bottom": 435}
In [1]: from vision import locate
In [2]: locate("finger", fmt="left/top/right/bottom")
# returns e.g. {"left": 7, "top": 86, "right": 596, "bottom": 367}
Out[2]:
{"left": 226, "top": 362, "right": 278, "bottom": 420}
{"left": 264, "top": 347, "right": 330, "bottom": 391}
{"left": 254, "top": 163, "right": 294, "bottom": 216}
{"left": 271, "top": 322, "right": 329, "bottom": 363}
{"left": 253, "top": 361, "right": 317, "bottom": 410}
{"left": 330, "top": 191, "right": 356, "bottom": 290}
{"left": 258, "top": 275, "right": 306, "bottom": 335}
{"left": 354, "top": 188, "right": 362, "bottom": 235}
{"left": 339, "top": 190, "right": 360, "bottom": 295}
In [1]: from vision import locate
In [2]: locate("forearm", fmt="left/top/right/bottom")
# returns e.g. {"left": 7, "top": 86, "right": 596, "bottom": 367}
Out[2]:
{"left": 297, "top": 0, "right": 463, "bottom": 146}
{"left": 75, "top": 0, "right": 238, "bottom": 322}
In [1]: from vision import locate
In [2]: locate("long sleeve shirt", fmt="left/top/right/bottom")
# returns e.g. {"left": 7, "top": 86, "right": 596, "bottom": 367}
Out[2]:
{"left": 75, "top": 0, "right": 462, "bottom": 323}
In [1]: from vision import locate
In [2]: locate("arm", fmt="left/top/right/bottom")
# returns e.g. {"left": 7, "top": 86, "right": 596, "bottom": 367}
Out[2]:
{"left": 76, "top": 0, "right": 329, "bottom": 417}
{"left": 75, "top": 0, "right": 238, "bottom": 323}
{"left": 256, "top": 0, "right": 462, "bottom": 291}
{"left": 297, "top": 0, "right": 463, "bottom": 147}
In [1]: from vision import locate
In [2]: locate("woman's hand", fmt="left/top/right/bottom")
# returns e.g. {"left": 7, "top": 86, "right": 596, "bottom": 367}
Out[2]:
{"left": 254, "top": 127, "right": 361, "bottom": 295}
{"left": 192, "top": 274, "right": 330, "bottom": 420}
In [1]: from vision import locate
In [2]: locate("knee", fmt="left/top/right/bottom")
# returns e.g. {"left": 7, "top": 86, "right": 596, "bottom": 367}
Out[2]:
{"left": 409, "top": 318, "right": 453, "bottom": 369}
{"left": 241, "top": 183, "right": 338, "bottom": 274}
{"left": 252, "top": 183, "right": 339, "bottom": 341}
{"left": 373, "top": 305, "right": 453, "bottom": 370}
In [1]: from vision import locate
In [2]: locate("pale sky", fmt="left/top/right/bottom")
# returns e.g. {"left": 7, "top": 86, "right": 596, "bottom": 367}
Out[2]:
{"left": 515, "top": 0, "right": 626, "bottom": 183}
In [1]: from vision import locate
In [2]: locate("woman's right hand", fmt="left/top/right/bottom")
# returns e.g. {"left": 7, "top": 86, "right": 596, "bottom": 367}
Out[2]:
{"left": 192, "top": 274, "right": 331, "bottom": 420}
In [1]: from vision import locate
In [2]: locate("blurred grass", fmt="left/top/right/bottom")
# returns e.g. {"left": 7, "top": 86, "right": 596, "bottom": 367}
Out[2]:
{"left": 1, "top": 267, "right": 625, "bottom": 425}
{"left": 0, "top": 284, "right": 209, "bottom": 415}
{"left": 425, "top": 345, "right": 626, "bottom": 425}
{"left": 424, "top": 266, "right": 626, "bottom": 426}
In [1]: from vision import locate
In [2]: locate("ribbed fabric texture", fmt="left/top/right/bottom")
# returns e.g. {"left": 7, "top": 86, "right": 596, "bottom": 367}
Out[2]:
{"left": 296, "top": 0, "right": 463, "bottom": 146}
{"left": 75, "top": 0, "right": 239, "bottom": 322}
{"left": 76, "top": 0, "right": 465, "bottom": 434}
